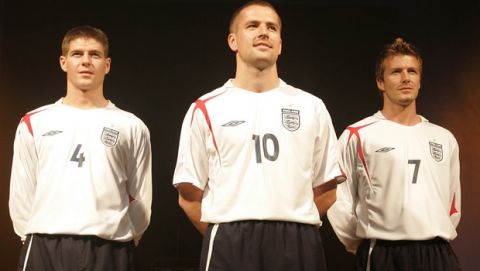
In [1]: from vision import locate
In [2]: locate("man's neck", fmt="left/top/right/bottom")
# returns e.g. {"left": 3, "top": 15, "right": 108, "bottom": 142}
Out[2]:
{"left": 233, "top": 63, "right": 280, "bottom": 92}
{"left": 381, "top": 101, "right": 420, "bottom": 126}
{"left": 63, "top": 87, "right": 108, "bottom": 109}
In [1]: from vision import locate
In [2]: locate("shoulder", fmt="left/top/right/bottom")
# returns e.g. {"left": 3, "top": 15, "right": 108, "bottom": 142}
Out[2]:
{"left": 280, "top": 82, "right": 328, "bottom": 109}
{"left": 197, "top": 83, "right": 230, "bottom": 102}
{"left": 422, "top": 119, "right": 452, "bottom": 133}
{"left": 108, "top": 103, "right": 150, "bottom": 132}
{"left": 346, "top": 114, "right": 379, "bottom": 129}
{"left": 19, "top": 101, "right": 62, "bottom": 129}
{"left": 338, "top": 114, "right": 380, "bottom": 142}
{"left": 421, "top": 120, "right": 458, "bottom": 142}
{"left": 281, "top": 82, "right": 320, "bottom": 100}
{"left": 22, "top": 101, "right": 59, "bottom": 119}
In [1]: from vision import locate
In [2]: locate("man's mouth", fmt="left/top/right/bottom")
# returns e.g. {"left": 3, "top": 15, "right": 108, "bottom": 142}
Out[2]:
{"left": 254, "top": 42, "right": 272, "bottom": 48}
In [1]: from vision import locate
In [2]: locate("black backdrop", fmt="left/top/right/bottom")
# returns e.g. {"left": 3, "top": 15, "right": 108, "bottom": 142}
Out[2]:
{"left": 1, "top": 1, "right": 479, "bottom": 270}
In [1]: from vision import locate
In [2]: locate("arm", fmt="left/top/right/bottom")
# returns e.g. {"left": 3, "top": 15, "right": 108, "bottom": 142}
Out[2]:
{"left": 126, "top": 124, "right": 152, "bottom": 244}
{"left": 176, "top": 183, "right": 208, "bottom": 235}
{"left": 327, "top": 129, "right": 362, "bottom": 254}
{"left": 173, "top": 103, "right": 210, "bottom": 234}
{"left": 313, "top": 179, "right": 338, "bottom": 216}
{"left": 312, "top": 104, "right": 345, "bottom": 216}
{"left": 9, "top": 120, "right": 37, "bottom": 242}
{"left": 449, "top": 137, "right": 461, "bottom": 228}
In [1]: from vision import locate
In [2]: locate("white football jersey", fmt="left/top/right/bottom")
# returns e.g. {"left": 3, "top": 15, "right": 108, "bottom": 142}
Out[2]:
{"left": 173, "top": 80, "right": 343, "bottom": 225}
{"left": 328, "top": 111, "right": 461, "bottom": 253}
{"left": 9, "top": 99, "right": 152, "bottom": 243}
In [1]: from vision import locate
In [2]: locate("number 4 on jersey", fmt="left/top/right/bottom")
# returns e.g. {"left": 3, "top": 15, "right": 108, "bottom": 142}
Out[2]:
{"left": 70, "top": 144, "right": 85, "bottom": 167}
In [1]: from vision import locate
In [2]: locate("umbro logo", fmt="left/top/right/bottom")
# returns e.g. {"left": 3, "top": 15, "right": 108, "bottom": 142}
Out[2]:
{"left": 375, "top": 147, "right": 395, "bottom": 153}
{"left": 42, "top": 130, "right": 63, "bottom": 136}
{"left": 222, "top": 120, "right": 246, "bottom": 127}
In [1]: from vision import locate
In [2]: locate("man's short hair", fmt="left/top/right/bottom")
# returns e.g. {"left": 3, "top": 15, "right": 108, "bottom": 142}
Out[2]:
{"left": 229, "top": 0, "right": 281, "bottom": 33}
{"left": 375, "top": 37, "right": 422, "bottom": 81}
{"left": 61, "top": 25, "right": 109, "bottom": 56}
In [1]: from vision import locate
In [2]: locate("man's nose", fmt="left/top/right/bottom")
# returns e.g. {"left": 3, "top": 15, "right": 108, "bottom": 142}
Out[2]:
{"left": 258, "top": 25, "right": 269, "bottom": 38}
{"left": 401, "top": 70, "right": 411, "bottom": 82}
{"left": 81, "top": 53, "right": 92, "bottom": 64}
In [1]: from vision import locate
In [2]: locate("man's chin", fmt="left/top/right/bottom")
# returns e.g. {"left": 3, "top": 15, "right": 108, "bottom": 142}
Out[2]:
{"left": 76, "top": 84, "right": 96, "bottom": 92}
{"left": 253, "top": 58, "right": 276, "bottom": 70}
{"left": 398, "top": 98, "right": 415, "bottom": 106}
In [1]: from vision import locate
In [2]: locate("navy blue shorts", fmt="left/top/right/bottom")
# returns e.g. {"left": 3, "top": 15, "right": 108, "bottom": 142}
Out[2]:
{"left": 356, "top": 237, "right": 461, "bottom": 271}
{"left": 199, "top": 220, "right": 327, "bottom": 271}
{"left": 17, "top": 234, "right": 137, "bottom": 271}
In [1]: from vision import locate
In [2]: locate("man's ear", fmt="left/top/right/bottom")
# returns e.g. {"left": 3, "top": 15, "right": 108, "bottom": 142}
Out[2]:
{"left": 105, "top": 57, "right": 111, "bottom": 74}
{"left": 59, "top": 56, "right": 67, "bottom": 72}
{"left": 376, "top": 78, "right": 385, "bottom": 92}
{"left": 227, "top": 33, "right": 238, "bottom": 52}
{"left": 279, "top": 38, "right": 282, "bottom": 56}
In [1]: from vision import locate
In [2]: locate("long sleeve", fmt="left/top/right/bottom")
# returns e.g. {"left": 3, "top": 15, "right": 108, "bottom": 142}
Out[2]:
{"left": 449, "top": 137, "right": 461, "bottom": 228}
{"left": 327, "top": 129, "right": 362, "bottom": 253}
{"left": 126, "top": 124, "right": 152, "bottom": 244}
{"left": 9, "top": 120, "right": 38, "bottom": 241}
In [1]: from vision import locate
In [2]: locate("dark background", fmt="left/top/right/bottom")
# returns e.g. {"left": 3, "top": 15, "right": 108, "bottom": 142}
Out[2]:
{"left": 1, "top": 0, "right": 479, "bottom": 270}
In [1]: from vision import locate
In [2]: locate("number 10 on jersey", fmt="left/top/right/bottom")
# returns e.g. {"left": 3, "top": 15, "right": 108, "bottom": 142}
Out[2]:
{"left": 252, "top": 134, "right": 279, "bottom": 163}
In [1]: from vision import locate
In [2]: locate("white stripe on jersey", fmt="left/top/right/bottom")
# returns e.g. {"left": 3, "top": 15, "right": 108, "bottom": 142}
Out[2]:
{"left": 173, "top": 80, "right": 343, "bottom": 225}
{"left": 205, "top": 224, "right": 219, "bottom": 271}
{"left": 22, "top": 235, "right": 34, "bottom": 271}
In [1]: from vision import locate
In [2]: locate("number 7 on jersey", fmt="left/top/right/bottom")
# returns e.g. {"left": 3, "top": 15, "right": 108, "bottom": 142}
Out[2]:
{"left": 408, "top": 159, "right": 421, "bottom": 183}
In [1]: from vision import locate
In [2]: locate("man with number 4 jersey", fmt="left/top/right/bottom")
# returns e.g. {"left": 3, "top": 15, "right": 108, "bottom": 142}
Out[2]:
{"left": 9, "top": 25, "right": 152, "bottom": 271}
{"left": 327, "top": 38, "right": 461, "bottom": 271}
{"left": 173, "top": 1, "right": 344, "bottom": 271}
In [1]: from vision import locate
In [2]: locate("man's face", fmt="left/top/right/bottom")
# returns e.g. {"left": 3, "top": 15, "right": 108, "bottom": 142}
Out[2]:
{"left": 60, "top": 37, "right": 111, "bottom": 92}
{"left": 228, "top": 4, "right": 282, "bottom": 70}
{"left": 377, "top": 54, "right": 421, "bottom": 107}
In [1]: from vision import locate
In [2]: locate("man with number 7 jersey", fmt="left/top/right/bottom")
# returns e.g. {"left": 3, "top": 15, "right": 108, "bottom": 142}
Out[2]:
{"left": 327, "top": 38, "right": 461, "bottom": 271}
{"left": 9, "top": 25, "right": 152, "bottom": 270}
{"left": 172, "top": 1, "right": 345, "bottom": 270}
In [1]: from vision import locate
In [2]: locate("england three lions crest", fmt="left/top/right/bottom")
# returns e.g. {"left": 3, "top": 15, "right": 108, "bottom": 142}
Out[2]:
{"left": 282, "top": 108, "right": 300, "bottom": 131}
{"left": 101, "top": 127, "right": 119, "bottom": 147}
{"left": 429, "top": 141, "right": 443, "bottom": 162}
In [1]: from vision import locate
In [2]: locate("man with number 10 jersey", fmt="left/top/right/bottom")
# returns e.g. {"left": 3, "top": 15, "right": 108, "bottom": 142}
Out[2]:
{"left": 173, "top": 2, "right": 344, "bottom": 270}
{"left": 175, "top": 79, "right": 341, "bottom": 225}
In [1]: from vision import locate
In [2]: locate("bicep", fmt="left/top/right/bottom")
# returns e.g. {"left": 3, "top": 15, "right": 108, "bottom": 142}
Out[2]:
{"left": 176, "top": 182, "right": 204, "bottom": 202}
{"left": 313, "top": 179, "right": 338, "bottom": 198}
